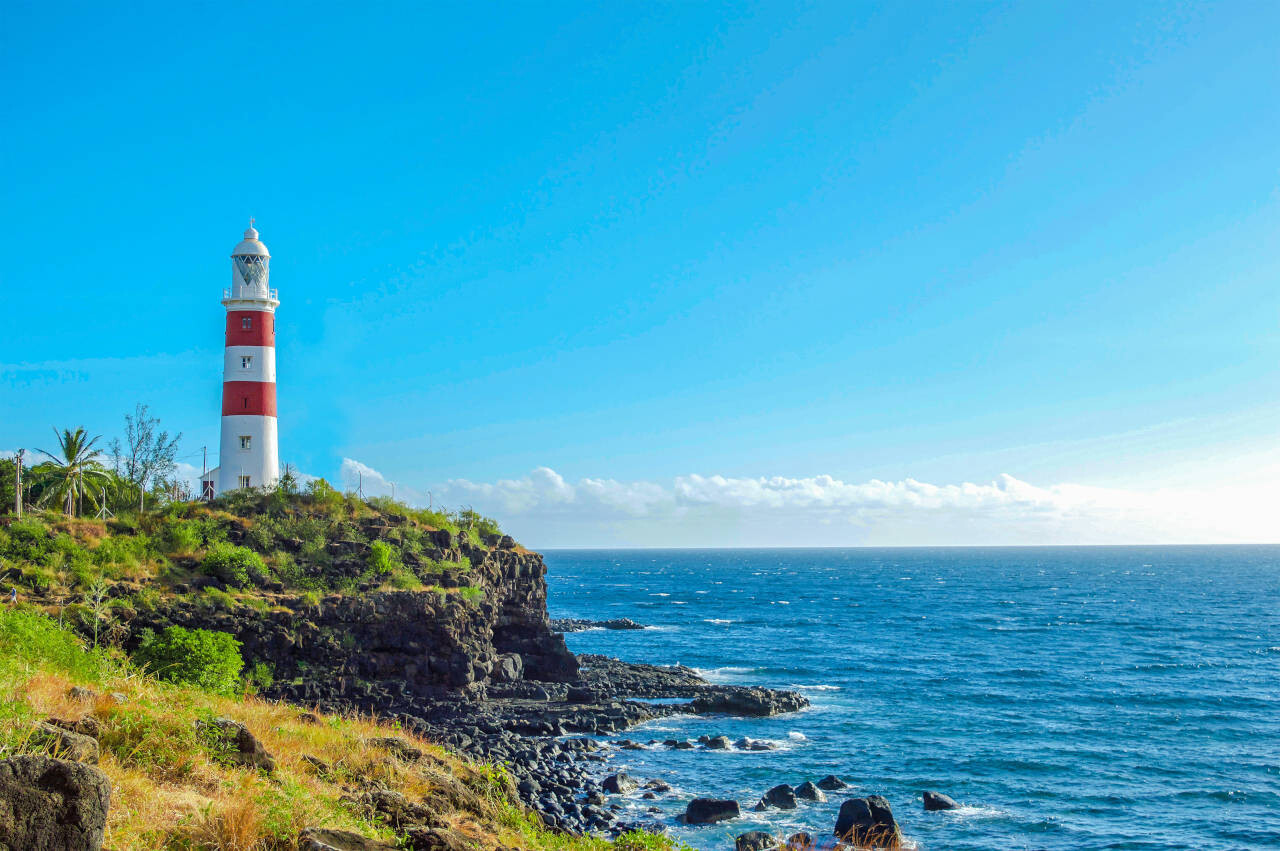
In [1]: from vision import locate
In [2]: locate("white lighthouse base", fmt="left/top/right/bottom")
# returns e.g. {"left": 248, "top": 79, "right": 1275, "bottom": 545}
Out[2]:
{"left": 218, "top": 415, "right": 279, "bottom": 494}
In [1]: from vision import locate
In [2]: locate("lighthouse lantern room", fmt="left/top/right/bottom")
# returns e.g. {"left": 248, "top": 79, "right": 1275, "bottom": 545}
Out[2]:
{"left": 205, "top": 221, "right": 280, "bottom": 496}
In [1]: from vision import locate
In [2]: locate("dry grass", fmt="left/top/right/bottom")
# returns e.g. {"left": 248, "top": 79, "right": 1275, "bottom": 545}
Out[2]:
{"left": 0, "top": 648, "right": 682, "bottom": 851}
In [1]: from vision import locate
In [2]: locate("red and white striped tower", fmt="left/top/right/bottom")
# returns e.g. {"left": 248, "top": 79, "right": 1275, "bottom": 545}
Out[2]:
{"left": 216, "top": 221, "right": 279, "bottom": 494}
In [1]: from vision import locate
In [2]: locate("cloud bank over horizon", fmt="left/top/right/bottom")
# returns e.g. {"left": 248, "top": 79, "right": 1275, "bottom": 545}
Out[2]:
{"left": 335, "top": 460, "right": 1280, "bottom": 548}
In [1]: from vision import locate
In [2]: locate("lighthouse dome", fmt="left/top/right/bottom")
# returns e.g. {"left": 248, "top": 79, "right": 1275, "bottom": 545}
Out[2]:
{"left": 232, "top": 222, "right": 270, "bottom": 258}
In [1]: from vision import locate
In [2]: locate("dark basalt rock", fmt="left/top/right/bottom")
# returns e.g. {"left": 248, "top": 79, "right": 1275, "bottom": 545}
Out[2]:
{"left": 816, "top": 775, "right": 848, "bottom": 791}
{"left": 833, "top": 796, "right": 902, "bottom": 846}
{"left": 550, "top": 618, "right": 647, "bottom": 632}
{"left": 0, "top": 755, "right": 111, "bottom": 851}
{"left": 299, "top": 827, "right": 398, "bottom": 850}
{"left": 689, "top": 687, "right": 809, "bottom": 717}
{"left": 685, "top": 797, "right": 741, "bottom": 824}
{"left": 368, "top": 737, "right": 423, "bottom": 763}
{"left": 795, "top": 781, "right": 826, "bottom": 802}
{"left": 923, "top": 790, "right": 960, "bottom": 811}
{"left": 32, "top": 721, "right": 99, "bottom": 764}
{"left": 785, "top": 832, "right": 814, "bottom": 851}
{"left": 736, "top": 830, "right": 780, "bottom": 851}
{"left": 706, "top": 735, "right": 732, "bottom": 750}
{"left": 760, "top": 784, "right": 798, "bottom": 810}
{"left": 195, "top": 717, "right": 276, "bottom": 771}
{"left": 602, "top": 773, "right": 638, "bottom": 794}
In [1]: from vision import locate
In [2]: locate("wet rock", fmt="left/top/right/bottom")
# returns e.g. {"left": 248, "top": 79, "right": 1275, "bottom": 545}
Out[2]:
{"left": 785, "top": 832, "right": 815, "bottom": 851}
{"left": 551, "top": 618, "right": 647, "bottom": 632}
{"left": 760, "top": 784, "right": 798, "bottom": 810}
{"left": 689, "top": 687, "right": 808, "bottom": 717}
{"left": 299, "top": 827, "right": 397, "bottom": 850}
{"left": 706, "top": 735, "right": 732, "bottom": 750}
{"left": 923, "top": 790, "right": 959, "bottom": 811}
{"left": 195, "top": 717, "right": 276, "bottom": 771}
{"left": 816, "top": 775, "right": 848, "bottom": 791}
{"left": 32, "top": 722, "right": 99, "bottom": 764}
{"left": 736, "top": 831, "right": 779, "bottom": 851}
{"left": 795, "top": 781, "right": 826, "bottom": 802}
{"left": 749, "top": 740, "right": 778, "bottom": 751}
{"left": 644, "top": 779, "right": 672, "bottom": 793}
{"left": 833, "top": 796, "right": 902, "bottom": 846}
{"left": 603, "top": 772, "right": 638, "bottom": 794}
{"left": 673, "top": 740, "right": 697, "bottom": 750}
{"left": 0, "top": 755, "right": 111, "bottom": 851}
{"left": 685, "top": 798, "right": 741, "bottom": 824}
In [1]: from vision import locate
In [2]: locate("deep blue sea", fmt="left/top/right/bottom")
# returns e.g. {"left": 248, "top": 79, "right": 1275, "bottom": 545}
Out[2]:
{"left": 544, "top": 547, "right": 1280, "bottom": 851}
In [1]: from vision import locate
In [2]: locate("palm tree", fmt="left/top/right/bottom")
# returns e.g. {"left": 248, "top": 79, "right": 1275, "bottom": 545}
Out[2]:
{"left": 36, "top": 427, "right": 110, "bottom": 516}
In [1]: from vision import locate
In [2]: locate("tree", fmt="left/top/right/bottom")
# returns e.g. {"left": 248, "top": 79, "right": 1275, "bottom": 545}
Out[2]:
{"left": 109, "top": 404, "right": 181, "bottom": 512}
{"left": 35, "top": 427, "right": 110, "bottom": 516}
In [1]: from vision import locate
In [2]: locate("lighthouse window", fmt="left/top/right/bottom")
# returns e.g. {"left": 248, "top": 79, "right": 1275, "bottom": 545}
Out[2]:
{"left": 240, "top": 436, "right": 252, "bottom": 450}
{"left": 241, "top": 316, "right": 252, "bottom": 330}
{"left": 241, "top": 356, "right": 253, "bottom": 369}
{"left": 238, "top": 475, "right": 251, "bottom": 489}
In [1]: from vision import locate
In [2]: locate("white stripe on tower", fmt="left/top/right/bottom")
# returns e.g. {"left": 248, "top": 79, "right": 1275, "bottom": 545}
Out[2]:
{"left": 217, "top": 221, "right": 280, "bottom": 494}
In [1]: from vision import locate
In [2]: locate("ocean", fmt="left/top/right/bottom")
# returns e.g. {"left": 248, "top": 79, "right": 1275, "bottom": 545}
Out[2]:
{"left": 543, "top": 547, "right": 1280, "bottom": 851}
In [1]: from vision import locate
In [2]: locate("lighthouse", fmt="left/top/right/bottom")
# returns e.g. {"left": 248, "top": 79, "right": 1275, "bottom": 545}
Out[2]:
{"left": 205, "top": 221, "right": 280, "bottom": 495}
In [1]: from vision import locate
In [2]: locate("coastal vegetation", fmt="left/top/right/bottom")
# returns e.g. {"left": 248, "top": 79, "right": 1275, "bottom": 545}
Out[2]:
{"left": 0, "top": 606, "right": 680, "bottom": 851}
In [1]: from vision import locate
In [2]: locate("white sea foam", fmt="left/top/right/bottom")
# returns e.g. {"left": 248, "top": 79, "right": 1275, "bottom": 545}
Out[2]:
{"left": 704, "top": 618, "right": 735, "bottom": 625}
{"left": 787, "top": 731, "right": 807, "bottom": 741}
{"left": 792, "top": 684, "right": 841, "bottom": 691}
{"left": 650, "top": 592, "right": 670, "bottom": 597}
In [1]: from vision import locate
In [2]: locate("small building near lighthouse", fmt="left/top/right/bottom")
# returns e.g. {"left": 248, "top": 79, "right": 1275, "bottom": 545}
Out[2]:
{"left": 203, "top": 221, "right": 280, "bottom": 495}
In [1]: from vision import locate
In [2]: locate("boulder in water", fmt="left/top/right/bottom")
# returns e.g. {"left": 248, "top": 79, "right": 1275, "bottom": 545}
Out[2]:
{"left": 923, "top": 790, "right": 960, "bottom": 811}
{"left": 795, "top": 781, "right": 826, "bottom": 802}
{"left": 602, "top": 773, "right": 638, "bottom": 794}
{"left": 685, "top": 798, "right": 741, "bottom": 824}
{"left": 785, "top": 832, "right": 815, "bottom": 851}
{"left": 736, "top": 830, "right": 779, "bottom": 851}
{"left": 760, "top": 784, "right": 798, "bottom": 810}
{"left": 816, "top": 775, "right": 848, "bottom": 791}
{"left": 833, "top": 795, "right": 902, "bottom": 846}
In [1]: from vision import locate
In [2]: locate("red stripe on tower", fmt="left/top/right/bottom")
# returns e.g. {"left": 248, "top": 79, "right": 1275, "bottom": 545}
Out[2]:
{"left": 225, "top": 311, "right": 276, "bottom": 347}
{"left": 221, "top": 381, "right": 278, "bottom": 416}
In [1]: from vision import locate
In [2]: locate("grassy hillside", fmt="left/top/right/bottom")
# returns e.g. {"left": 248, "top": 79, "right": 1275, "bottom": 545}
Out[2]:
{"left": 0, "top": 606, "right": 676, "bottom": 851}
{"left": 1, "top": 481, "right": 505, "bottom": 608}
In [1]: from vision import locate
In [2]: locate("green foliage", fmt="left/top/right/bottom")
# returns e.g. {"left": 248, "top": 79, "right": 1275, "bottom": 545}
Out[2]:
{"left": 133, "top": 625, "right": 244, "bottom": 694}
{"left": 384, "top": 568, "right": 424, "bottom": 590}
{"left": 367, "top": 540, "right": 399, "bottom": 575}
{"left": 304, "top": 477, "right": 344, "bottom": 514}
{"left": 456, "top": 585, "right": 485, "bottom": 605}
{"left": 454, "top": 508, "right": 502, "bottom": 541}
{"left": 0, "top": 607, "right": 118, "bottom": 682}
{"left": 243, "top": 660, "right": 275, "bottom": 694}
{"left": 201, "top": 542, "right": 266, "bottom": 588}
{"left": 159, "top": 519, "right": 201, "bottom": 555}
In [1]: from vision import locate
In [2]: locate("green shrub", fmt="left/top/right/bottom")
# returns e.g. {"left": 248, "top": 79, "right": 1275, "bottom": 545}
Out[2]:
{"left": 457, "top": 585, "right": 484, "bottom": 605}
{"left": 367, "top": 540, "right": 399, "bottom": 575}
{"left": 201, "top": 543, "right": 266, "bottom": 588}
{"left": 133, "top": 625, "right": 244, "bottom": 694}
{"left": 243, "top": 660, "right": 274, "bottom": 694}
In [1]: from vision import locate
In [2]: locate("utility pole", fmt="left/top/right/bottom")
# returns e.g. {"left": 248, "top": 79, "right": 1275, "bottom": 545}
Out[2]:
{"left": 391, "top": 481, "right": 396, "bottom": 501}
{"left": 14, "top": 449, "right": 23, "bottom": 518}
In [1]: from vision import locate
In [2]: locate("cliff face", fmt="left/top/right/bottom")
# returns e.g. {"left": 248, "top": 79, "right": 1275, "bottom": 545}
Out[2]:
{"left": 131, "top": 538, "right": 579, "bottom": 705}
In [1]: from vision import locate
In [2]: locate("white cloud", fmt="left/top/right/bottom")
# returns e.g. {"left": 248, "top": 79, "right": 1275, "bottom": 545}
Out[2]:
{"left": 422, "top": 467, "right": 1280, "bottom": 548}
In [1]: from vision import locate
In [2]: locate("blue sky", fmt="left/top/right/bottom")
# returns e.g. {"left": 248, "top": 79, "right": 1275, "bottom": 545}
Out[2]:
{"left": 3, "top": 2, "right": 1278, "bottom": 545}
